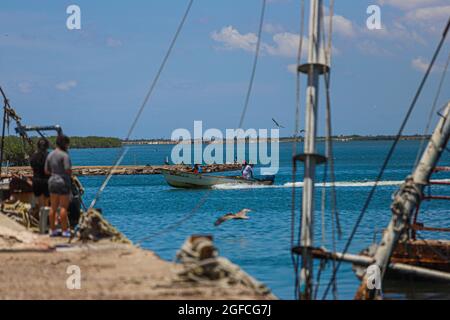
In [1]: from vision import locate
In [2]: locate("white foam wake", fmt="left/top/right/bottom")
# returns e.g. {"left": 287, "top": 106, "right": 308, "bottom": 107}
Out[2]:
{"left": 212, "top": 179, "right": 450, "bottom": 190}
{"left": 283, "top": 180, "right": 404, "bottom": 188}
{"left": 212, "top": 183, "right": 274, "bottom": 190}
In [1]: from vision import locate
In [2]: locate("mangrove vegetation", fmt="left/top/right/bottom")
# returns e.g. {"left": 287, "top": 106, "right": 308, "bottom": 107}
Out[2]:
{"left": 1, "top": 136, "right": 122, "bottom": 166}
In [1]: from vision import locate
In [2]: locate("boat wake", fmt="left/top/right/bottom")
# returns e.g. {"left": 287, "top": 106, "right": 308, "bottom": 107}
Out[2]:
{"left": 212, "top": 183, "right": 275, "bottom": 190}
{"left": 212, "top": 179, "right": 450, "bottom": 190}
{"left": 284, "top": 180, "right": 404, "bottom": 188}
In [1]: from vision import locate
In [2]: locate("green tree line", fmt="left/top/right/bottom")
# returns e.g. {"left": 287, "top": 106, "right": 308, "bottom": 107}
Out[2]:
{"left": 1, "top": 136, "right": 122, "bottom": 166}
{"left": 46, "top": 136, "right": 122, "bottom": 149}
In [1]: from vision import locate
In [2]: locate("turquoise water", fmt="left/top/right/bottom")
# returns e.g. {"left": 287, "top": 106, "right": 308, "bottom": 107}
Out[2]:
{"left": 70, "top": 141, "right": 450, "bottom": 300}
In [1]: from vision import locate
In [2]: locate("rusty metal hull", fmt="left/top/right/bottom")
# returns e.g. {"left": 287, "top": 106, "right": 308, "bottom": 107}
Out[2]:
{"left": 390, "top": 240, "right": 450, "bottom": 274}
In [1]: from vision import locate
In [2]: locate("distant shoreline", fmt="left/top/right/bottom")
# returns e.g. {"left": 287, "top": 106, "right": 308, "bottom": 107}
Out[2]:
{"left": 122, "top": 135, "right": 431, "bottom": 145}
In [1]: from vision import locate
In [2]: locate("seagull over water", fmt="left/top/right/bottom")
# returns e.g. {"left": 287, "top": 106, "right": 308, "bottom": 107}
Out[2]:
{"left": 214, "top": 209, "right": 252, "bottom": 226}
{"left": 272, "top": 118, "right": 285, "bottom": 129}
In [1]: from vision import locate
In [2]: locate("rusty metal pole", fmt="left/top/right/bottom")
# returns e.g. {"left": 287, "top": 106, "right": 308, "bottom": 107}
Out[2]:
{"left": 355, "top": 101, "right": 450, "bottom": 299}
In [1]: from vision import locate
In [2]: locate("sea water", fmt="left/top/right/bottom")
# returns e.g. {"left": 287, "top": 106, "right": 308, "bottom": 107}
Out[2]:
{"left": 71, "top": 140, "right": 450, "bottom": 300}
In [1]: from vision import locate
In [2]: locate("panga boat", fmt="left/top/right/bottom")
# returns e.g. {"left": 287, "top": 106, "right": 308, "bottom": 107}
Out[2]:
{"left": 160, "top": 169, "right": 275, "bottom": 189}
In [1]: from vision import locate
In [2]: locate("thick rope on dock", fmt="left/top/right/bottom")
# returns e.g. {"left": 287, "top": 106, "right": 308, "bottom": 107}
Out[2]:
{"left": 76, "top": 209, "right": 131, "bottom": 244}
{"left": 1, "top": 200, "right": 38, "bottom": 232}
{"left": 174, "top": 235, "right": 274, "bottom": 297}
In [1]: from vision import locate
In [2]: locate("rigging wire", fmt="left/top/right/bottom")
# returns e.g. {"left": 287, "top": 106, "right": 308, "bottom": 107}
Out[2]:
{"left": 322, "top": 17, "right": 450, "bottom": 300}
{"left": 317, "top": 1, "right": 331, "bottom": 299}
{"left": 319, "top": 0, "right": 340, "bottom": 300}
{"left": 291, "top": 0, "right": 306, "bottom": 301}
{"left": 239, "top": 0, "right": 267, "bottom": 128}
{"left": 135, "top": 0, "right": 268, "bottom": 244}
{"left": 323, "top": 0, "right": 341, "bottom": 238}
{"left": 89, "top": 0, "right": 194, "bottom": 209}
{"left": 413, "top": 51, "right": 450, "bottom": 169}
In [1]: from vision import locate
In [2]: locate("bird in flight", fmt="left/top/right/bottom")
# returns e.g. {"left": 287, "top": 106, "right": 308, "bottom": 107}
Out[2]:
{"left": 214, "top": 209, "right": 252, "bottom": 226}
{"left": 272, "top": 118, "right": 285, "bottom": 129}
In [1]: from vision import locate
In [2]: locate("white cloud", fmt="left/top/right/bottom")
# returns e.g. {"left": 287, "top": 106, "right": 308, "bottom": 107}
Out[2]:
{"left": 412, "top": 57, "right": 428, "bottom": 72}
{"left": 378, "top": 0, "right": 446, "bottom": 10}
{"left": 211, "top": 26, "right": 335, "bottom": 67}
{"left": 55, "top": 80, "right": 77, "bottom": 91}
{"left": 411, "top": 57, "right": 445, "bottom": 73}
{"left": 211, "top": 26, "right": 303, "bottom": 58}
{"left": 265, "top": 32, "right": 338, "bottom": 60}
{"left": 264, "top": 32, "right": 305, "bottom": 58}
{"left": 362, "top": 21, "right": 427, "bottom": 45}
{"left": 325, "top": 14, "right": 357, "bottom": 38}
{"left": 377, "top": 1, "right": 449, "bottom": 35}
{"left": 405, "top": 5, "right": 450, "bottom": 22}
{"left": 211, "top": 26, "right": 258, "bottom": 52}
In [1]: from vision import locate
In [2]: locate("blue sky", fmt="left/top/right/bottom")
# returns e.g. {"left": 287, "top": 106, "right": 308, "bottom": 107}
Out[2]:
{"left": 0, "top": 0, "right": 449, "bottom": 138}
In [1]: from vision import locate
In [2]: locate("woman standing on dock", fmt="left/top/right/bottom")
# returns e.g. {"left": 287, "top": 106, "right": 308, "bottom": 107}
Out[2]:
{"left": 30, "top": 138, "right": 50, "bottom": 210}
{"left": 45, "top": 135, "right": 72, "bottom": 237}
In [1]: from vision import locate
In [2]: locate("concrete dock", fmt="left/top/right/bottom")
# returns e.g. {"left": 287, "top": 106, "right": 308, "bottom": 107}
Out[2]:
{"left": 2, "top": 163, "right": 242, "bottom": 177}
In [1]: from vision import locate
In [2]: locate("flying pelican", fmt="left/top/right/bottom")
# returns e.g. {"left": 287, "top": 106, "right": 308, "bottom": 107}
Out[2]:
{"left": 272, "top": 118, "right": 285, "bottom": 129}
{"left": 214, "top": 209, "right": 252, "bottom": 226}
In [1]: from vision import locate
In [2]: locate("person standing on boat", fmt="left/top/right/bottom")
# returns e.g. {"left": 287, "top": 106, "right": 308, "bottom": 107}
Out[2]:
{"left": 241, "top": 160, "right": 248, "bottom": 175}
{"left": 192, "top": 164, "right": 202, "bottom": 174}
{"left": 30, "top": 138, "right": 50, "bottom": 211}
{"left": 45, "top": 135, "right": 72, "bottom": 238}
{"left": 242, "top": 163, "right": 254, "bottom": 180}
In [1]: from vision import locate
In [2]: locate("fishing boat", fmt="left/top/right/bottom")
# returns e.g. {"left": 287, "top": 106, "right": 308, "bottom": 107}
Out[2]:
{"left": 160, "top": 169, "right": 275, "bottom": 189}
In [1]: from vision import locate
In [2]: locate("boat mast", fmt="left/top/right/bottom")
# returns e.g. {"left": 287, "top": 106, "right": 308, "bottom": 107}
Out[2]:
{"left": 298, "top": 0, "right": 326, "bottom": 300}
{"left": 355, "top": 101, "right": 450, "bottom": 299}
{"left": 0, "top": 87, "right": 8, "bottom": 177}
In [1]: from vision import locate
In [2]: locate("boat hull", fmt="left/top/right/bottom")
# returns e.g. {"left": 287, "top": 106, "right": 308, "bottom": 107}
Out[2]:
{"left": 160, "top": 169, "right": 275, "bottom": 189}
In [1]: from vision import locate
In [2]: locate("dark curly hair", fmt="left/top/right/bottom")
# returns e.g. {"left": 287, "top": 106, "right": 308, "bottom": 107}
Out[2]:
{"left": 56, "top": 134, "right": 70, "bottom": 151}
{"left": 37, "top": 138, "right": 49, "bottom": 152}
